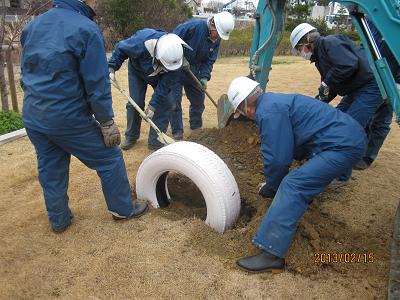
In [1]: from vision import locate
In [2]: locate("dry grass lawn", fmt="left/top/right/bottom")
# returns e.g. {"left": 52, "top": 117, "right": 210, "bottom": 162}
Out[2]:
{"left": 1, "top": 56, "right": 399, "bottom": 299}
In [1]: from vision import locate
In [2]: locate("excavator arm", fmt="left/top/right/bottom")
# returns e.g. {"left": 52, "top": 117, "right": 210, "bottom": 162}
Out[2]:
{"left": 217, "top": 0, "right": 400, "bottom": 127}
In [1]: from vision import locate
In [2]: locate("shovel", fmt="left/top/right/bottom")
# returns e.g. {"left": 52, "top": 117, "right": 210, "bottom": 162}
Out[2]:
{"left": 185, "top": 68, "right": 234, "bottom": 128}
{"left": 217, "top": 94, "right": 234, "bottom": 128}
{"left": 110, "top": 79, "right": 175, "bottom": 146}
{"left": 185, "top": 68, "right": 218, "bottom": 108}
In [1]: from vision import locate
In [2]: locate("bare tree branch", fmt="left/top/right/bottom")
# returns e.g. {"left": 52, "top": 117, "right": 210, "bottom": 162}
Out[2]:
{"left": 4, "top": 0, "right": 52, "bottom": 49}
{"left": 0, "top": 0, "right": 10, "bottom": 112}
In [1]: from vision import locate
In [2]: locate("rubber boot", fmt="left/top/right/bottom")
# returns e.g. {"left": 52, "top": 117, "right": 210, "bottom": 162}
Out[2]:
{"left": 112, "top": 202, "right": 148, "bottom": 220}
{"left": 236, "top": 251, "right": 285, "bottom": 273}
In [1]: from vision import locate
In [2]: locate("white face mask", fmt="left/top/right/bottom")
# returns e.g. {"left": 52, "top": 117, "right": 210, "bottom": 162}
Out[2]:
{"left": 300, "top": 48, "right": 312, "bottom": 60}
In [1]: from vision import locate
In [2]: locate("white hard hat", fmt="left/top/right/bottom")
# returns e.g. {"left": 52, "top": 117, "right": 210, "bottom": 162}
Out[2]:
{"left": 227, "top": 76, "right": 260, "bottom": 111}
{"left": 290, "top": 23, "right": 316, "bottom": 49}
{"left": 155, "top": 34, "right": 191, "bottom": 71}
{"left": 213, "top": 12, "right": 235, "bottom": 40}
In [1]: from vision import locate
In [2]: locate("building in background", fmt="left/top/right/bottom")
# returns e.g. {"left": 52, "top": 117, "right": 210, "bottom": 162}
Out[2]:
{"left": 0, "top": 0, "right": 28, "bottom": 23}
{"left": 310, "top": 2, "right": 351, "bottom": 29}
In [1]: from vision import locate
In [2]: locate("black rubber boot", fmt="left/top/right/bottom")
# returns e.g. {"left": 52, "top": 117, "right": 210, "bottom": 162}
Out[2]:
{"left": 120, "top": 139, "right": 137, "bottom": 151}
{"left": 112, "top": 202, "right": 148, "bottom": 220}
{"left": 353, "top": 158, "right": 371, "bottom": 170}
{"left": 52, "top": 218, "right": 73, "bottom": 234}
{"left": 236, "top": 251, "right": 285, "bottom": 273}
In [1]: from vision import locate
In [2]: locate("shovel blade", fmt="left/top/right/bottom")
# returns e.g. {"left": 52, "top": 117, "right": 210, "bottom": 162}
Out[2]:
{"left": 157, "top": 132, "right": 175, "bottom": 145}
{"left": 217, "top": 94, "right": 234, "bottom": 129}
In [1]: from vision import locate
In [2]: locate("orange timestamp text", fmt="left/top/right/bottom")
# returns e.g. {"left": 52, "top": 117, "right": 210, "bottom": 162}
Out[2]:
{"left": 314, "top": 252, "right": 375, "bottom": 264}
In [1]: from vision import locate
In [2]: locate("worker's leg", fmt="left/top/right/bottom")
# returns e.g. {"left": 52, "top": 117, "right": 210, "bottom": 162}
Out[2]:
{"left": 252, "top": 149, "right": 363, "bottom": 258}
{"left": 26, "top": 128, "right": 73, "bottom": 231}
{"left": 148, "top": 89, "right": 175, "bottom": 148}
{"left": 336, "top": 80, "right": 383, "bottom": 180}
{"left": 185, "top": 76, "right": 206, "bottom": 130}
{"left": 125, "top": 63, "right": 148, "bottom": 143}
{"left": 363, "top": 101, "right": 393, "bottom": 164}
{"left": 169, "top": 84, "right": 184, "bottom": 138}
{"left": 50, "top": 125, "right": 135, "bottom": 217}
{"left": 337, "top": 80, "right": 384, "bottom": 128}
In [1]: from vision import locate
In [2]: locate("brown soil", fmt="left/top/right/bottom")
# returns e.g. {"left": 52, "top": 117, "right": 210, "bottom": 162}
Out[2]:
{"left": 1, "top": 56, "right": 399, "bottom": 299}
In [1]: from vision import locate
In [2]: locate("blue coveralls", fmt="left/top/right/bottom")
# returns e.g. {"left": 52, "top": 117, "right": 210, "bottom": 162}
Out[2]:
{"left": 108, "top": 29, "right": 180, "bottom": 147}
{"left": 312, "top": 35, "right": 389, "bottom": 178}
{"left": 252, "top": 93, "right": 366, "bottom": 258}
{"left": 21, "top": 0, "right": 135, "bottom": 231}
{"left": 169, "top": 18, "right": 220, "bottom": 135}
{"left": 359, "top": 21, "right": 400, "bottom": 165}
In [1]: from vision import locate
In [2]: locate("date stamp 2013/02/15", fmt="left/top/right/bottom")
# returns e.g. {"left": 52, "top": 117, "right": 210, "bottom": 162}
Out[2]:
{"left": 314, "top": 252, "right": 375, "bottom": 264}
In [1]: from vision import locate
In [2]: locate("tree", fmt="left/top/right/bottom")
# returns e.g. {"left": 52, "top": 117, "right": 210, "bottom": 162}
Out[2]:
{"left": 0, "top": 0, "right": 8, "bottom": 111}
{"left": 0, "top": 0, "right": 51, "bottom": 112}
{"left": 207, "top": 0, "right": 224, "bottom": 13}
{"left": 99, "top": 0, "right": 192, "bottom": 46}
{"left": 334, "top": 4, "right": 348, "bottom": 29}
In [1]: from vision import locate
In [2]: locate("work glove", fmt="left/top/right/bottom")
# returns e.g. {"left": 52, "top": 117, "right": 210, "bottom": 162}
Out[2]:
{"left": 145, "top": 105, "right": 155, "bottom": 119}
{"left": 318, "top": 81, "right": 329, "bottom": 102}
{"left": 199, "top": 78, "right": 208, "bottom": 90}
{"left": 258, "top": 182, "right": 276, "bottom": 199}
{"left": 109, "top": 67, "right": 115, "bottom": 81}
{"left": 100, "top": 119, "right": 121, "bottom": 147}
{"left": 182, "top": 57, "right": 190, "bottom": 70}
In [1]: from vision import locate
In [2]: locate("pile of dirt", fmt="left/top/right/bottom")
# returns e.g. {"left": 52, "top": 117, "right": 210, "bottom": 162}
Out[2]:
{"left": 160, "top": 119, "right": 389, "bottom": 283}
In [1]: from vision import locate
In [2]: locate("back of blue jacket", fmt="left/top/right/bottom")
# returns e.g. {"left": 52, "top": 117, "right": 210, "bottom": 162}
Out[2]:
{"left": 173, "top": 18, "right": 220, "bottom": 80}
{"left": 256, "top": 93, "right": 366, "bottom": 191}
{"left": 108, "top": 28, "right": 180, "bottom": 110}
{"left": 312, "top": 35, "right": 374, "bottom": 96}
{"left": 21, "top": 0, "right": 113, "bottom": 133}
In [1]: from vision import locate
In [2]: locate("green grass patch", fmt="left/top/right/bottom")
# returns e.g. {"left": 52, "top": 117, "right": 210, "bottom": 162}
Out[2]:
{"left": 272, "top": 60, "right": 294, "bottom": 65}
{"left": 0, "top": 111, "right": 23, "bottom": 135}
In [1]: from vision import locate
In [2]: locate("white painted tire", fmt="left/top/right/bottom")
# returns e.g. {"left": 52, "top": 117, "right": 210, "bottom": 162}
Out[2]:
{"left": 135, "top": 141, "right": 241, "bottom": 233}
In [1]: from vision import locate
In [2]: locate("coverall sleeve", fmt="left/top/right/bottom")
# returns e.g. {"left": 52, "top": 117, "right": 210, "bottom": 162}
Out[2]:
{"left": 198, "top": 42, "right": 220, "bottom": 80}
{"left": 322, "top": 38, "right": 359, "bottom": 86}
{"left": 259, "top": 112, "right": 294, "bottom": 191}
{"left": 108, "top": 35, "right": 142, "bottom": 71}
{"left": 80, "top": 31, "right": 114, "bottom": 124}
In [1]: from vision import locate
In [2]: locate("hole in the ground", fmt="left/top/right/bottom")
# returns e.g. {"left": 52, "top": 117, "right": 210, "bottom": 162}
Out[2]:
{"left": 158, "top": 172, "right": 207, "bottom": 220}
{"left": 237, "top": 197, "right": 257, "bottom": 226}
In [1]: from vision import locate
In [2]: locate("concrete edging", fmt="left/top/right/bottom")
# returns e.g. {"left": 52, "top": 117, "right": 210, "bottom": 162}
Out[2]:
{"left": 0, "top": 128, "right": 27, "bottom": 145}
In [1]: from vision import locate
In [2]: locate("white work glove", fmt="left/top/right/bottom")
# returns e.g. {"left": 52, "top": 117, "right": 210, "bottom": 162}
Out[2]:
{"left": 145, "top": 105, "right": 155, "bottom": 119}
{"left": 109, "top": 67, "right": 115, "bottom": 81}
{"left": 396, "top": 83, "right": 400, "bottom": 92}
{"left": 100, "top": 119, "right": 121, "bottom": 147}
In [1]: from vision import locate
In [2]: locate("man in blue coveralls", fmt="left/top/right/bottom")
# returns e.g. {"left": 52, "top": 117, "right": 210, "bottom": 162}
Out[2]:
{"left": 227, "top": 77, "right": 366, "bottom": 273}
{"left": 169, "top": 11, "right": 235, "bottom": 140}
{"left": 290, "top": 23, "right": 391, "bottom": 182}
{"left": 20, "top": 0, "right": 147, "bottom": 233}
{"left": 108, "top": 30, "right": 190, "bottom": 150}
